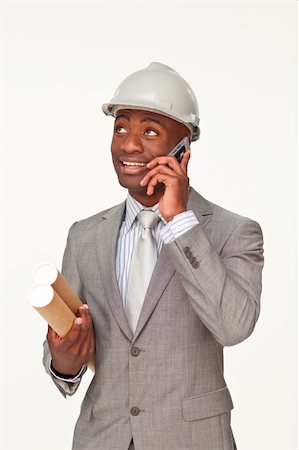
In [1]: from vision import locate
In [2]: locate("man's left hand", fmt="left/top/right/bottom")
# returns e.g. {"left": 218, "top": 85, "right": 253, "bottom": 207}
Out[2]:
{"left": 140, "top": 150, "right": 190, "bottom": 221}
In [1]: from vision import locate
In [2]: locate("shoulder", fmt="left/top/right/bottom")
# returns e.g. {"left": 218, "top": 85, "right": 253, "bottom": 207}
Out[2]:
{"left": 189, "top": 187, "right": 262, "bottom": 230}
{"left": 188, "top": 187, "right": 263, "bottom": 250}
{"left": 188, "top": 188, "right": 263, "bottom": 256}
{"left": 67, "top": 201, "right": 126, "bottom": 239}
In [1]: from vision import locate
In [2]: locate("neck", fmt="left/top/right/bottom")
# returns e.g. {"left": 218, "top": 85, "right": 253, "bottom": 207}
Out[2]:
{"left": 128, "top": 184, "right": 164, "bottom": 207}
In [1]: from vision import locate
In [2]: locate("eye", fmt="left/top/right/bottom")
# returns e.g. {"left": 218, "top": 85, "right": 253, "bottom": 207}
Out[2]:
{"left": 144, "top": 129, "right": 158, "bottom": 136}
{"left": 115, "top": 126, "right": 127, "bottom": 134}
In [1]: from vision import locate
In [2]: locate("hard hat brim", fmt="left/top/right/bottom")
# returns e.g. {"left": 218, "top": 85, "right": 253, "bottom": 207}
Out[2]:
{"left": 102, "top": 102, "right": 200, "bottom": 141}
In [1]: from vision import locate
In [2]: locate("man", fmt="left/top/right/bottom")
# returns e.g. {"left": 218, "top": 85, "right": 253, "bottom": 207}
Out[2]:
{"left": 43, "top": 62, "right": 264, "bottom": 450}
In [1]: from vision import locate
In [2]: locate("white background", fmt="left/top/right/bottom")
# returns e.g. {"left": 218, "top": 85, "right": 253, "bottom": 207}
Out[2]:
{"left": 1, "top": 1, "right": 297, "bottom": 449}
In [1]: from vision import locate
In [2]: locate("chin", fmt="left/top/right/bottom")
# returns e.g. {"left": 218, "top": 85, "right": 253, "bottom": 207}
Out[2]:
{"left": 117, "top": 174, "right": 141, "bottom": 189}
{"left": 118, "top": 177, "right": 145, "bottom": 195}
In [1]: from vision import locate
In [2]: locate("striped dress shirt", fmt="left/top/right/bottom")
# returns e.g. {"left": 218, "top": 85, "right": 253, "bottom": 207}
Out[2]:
{"left": 116, "top": 193, "right": 199, "bottom": 307}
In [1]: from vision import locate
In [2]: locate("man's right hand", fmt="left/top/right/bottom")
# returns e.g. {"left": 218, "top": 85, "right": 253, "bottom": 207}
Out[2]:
{"left": 47, "top": 304, "right": 95, "bottom": 377}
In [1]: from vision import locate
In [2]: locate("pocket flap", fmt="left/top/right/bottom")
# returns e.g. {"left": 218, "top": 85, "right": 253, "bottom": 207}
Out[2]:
{"left": 182, "top": 387, "right": 233, "bottom": 422}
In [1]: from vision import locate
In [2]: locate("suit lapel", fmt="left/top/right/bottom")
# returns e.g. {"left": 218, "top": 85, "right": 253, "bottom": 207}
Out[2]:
{"left": 188, "top": 187, "right": 213, "bottom": 229}
{"left": 133, "top": 187, "right": 213, "bottom": 341}
{"left": 96, "top": 201, "right": 133, "bottom": 341}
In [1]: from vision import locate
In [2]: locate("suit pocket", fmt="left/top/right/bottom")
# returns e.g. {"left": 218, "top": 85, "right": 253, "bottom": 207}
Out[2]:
{"left": 182, "top": 386, "right": 233, "bottom": 422}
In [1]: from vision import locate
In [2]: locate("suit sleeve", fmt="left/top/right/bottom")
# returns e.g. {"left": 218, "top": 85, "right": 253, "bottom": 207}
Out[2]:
{"left": 165, "top": 219, "right": 264, "bottom": 346}
{"left": 42, "top": 222, "right": 86, "bottom": 397}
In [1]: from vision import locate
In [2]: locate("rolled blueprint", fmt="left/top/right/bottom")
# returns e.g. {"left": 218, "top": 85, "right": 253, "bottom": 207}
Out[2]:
{"left": 28, "top": 284, "right": 76, "bottom": 337}
{"left": 32, "top": 262, "right": 82, "bottom": 314}
{"left": 28, "top": 281, "right": 95, "bottom": 373}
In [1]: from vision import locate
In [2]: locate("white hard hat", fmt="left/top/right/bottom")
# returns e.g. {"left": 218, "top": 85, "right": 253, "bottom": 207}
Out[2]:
{"left": 102, "top": 62, "right": 200, "bottom": 141}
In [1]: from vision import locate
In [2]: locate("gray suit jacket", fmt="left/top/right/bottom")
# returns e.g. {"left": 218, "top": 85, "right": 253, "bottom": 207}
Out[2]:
{"left": 43, "top": 188, "right": 264, "bottom": 450}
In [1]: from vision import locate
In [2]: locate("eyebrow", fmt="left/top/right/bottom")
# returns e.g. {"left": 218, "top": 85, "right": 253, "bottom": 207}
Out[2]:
{"left": 141, "top": 117, "right": 162, "bottom": 125}
{"left": 116, "top": 113, "right": 163, "bottom": 126}
{"left": 115, "top": 113, "right": 130, "bottom": 121}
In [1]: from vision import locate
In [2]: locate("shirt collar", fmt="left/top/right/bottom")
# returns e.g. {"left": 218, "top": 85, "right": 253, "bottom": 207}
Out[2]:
{"left": 124, "top": 194, "right": 167, "bottom": 232}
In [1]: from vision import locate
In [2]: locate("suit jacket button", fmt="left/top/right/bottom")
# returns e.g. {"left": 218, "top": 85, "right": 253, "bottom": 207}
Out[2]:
{"left": 183, "top": 247, "right": 192, "bottom": 259}
{"left": 192, "top": 260, "right": 200, "bottom": 269}
{"left": 131, "top": 407, "right": 140, "bottom": 416}
{"left": 190, "top": 256, "right": 196, "bottom": 264}
{"left": 131, "top": 347, "right": 140, "bottom": 357}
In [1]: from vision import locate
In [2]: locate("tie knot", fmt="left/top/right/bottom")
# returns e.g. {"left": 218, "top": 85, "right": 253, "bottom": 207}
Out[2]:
{"left": 137, "top": 210, "right": 159, "bottom": 229}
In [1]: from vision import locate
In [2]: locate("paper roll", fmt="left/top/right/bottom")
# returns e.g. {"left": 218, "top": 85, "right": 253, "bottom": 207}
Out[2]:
{"left": 32, "top": 262, "right": 82, "bottom": 314}
{"left": 28, "top": 283, "right": 95, "bottom": 373}
{"left": 28, "top": 284, "right": 76, "bottom": 337}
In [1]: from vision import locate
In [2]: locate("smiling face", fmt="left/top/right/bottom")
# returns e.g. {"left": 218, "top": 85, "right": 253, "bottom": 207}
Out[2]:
{"left": 111, "top": 109, "right": 190, "bottom": 205}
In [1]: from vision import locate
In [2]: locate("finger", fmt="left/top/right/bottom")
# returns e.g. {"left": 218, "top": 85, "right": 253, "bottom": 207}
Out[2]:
{"left": 75, "top": 305, "right": 93, "bottom": 336}
{"left": 78, "top": 303, "right": 90, "bottom": 316}
{"left": 77, "top": 321, "right": 95, "bottom": 361}
{"left": 140, "top": 165, "right": 177, "bottom": 187}
{"left": 146, "top": 173, "right": 176, "bottom": 196}
{"left": 79, "top": 307, "right": 95, "bottom": 342}
{"left": 86, "top": 316, "right": 96, "bottom": 355}
{"left": 61, "top": 317, "right": 84, "bottom": 348}
{"left": 147, "top": 156, "right": 184, "bottom": 174}
{"left": 75, "top": 310, "right": 94, "bottom": 354}
{"left": 180, "top": 150, "right": 191, "bottom": 176}
{"left": 65, "top": 317, "right": 93, "bottom": 360}
{"left": 78, "top": 304, "right": 91, "bottom": 323}
{"left": 80, "top": 303, "right": 90, "bottom": 311}
{"left": 84, "top": 326, "right": 95, "bottom": 358}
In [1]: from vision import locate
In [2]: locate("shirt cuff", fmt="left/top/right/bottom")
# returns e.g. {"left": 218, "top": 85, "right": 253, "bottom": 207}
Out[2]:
{"left": 159, "top": 210, "right": 199, "bottom": 244}
{"left": 49, "top": 359, "right": 87, "bottom": 383}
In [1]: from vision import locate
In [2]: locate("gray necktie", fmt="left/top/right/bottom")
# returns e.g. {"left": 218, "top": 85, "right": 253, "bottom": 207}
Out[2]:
{"left": 125, "top": 210, "right": 159, "bottom": 332}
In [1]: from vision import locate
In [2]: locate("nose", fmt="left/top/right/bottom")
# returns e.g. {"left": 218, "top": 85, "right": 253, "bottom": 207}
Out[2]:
{"left": 121, "top": 132, "right": 143, "bottom": 154}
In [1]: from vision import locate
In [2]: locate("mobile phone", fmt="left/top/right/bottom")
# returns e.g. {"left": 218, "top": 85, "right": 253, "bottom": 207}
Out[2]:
{"left": 168, "top": 136, "right": 190, "bottom": 162}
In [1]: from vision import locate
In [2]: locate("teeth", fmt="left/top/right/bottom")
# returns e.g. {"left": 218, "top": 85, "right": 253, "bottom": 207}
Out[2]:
{"left": 123, "top": 161, "right": 147, "bottom": 167}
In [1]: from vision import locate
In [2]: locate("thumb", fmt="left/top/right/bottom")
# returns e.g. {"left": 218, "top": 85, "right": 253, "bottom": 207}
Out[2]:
{"left": 47, "top": 324, "right": 59, "bottom": 342}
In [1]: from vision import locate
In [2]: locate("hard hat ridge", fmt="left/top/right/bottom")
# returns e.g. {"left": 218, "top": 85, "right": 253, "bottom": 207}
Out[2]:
{"left": 102, "top": 62, "right": 200, "bottom": 141}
